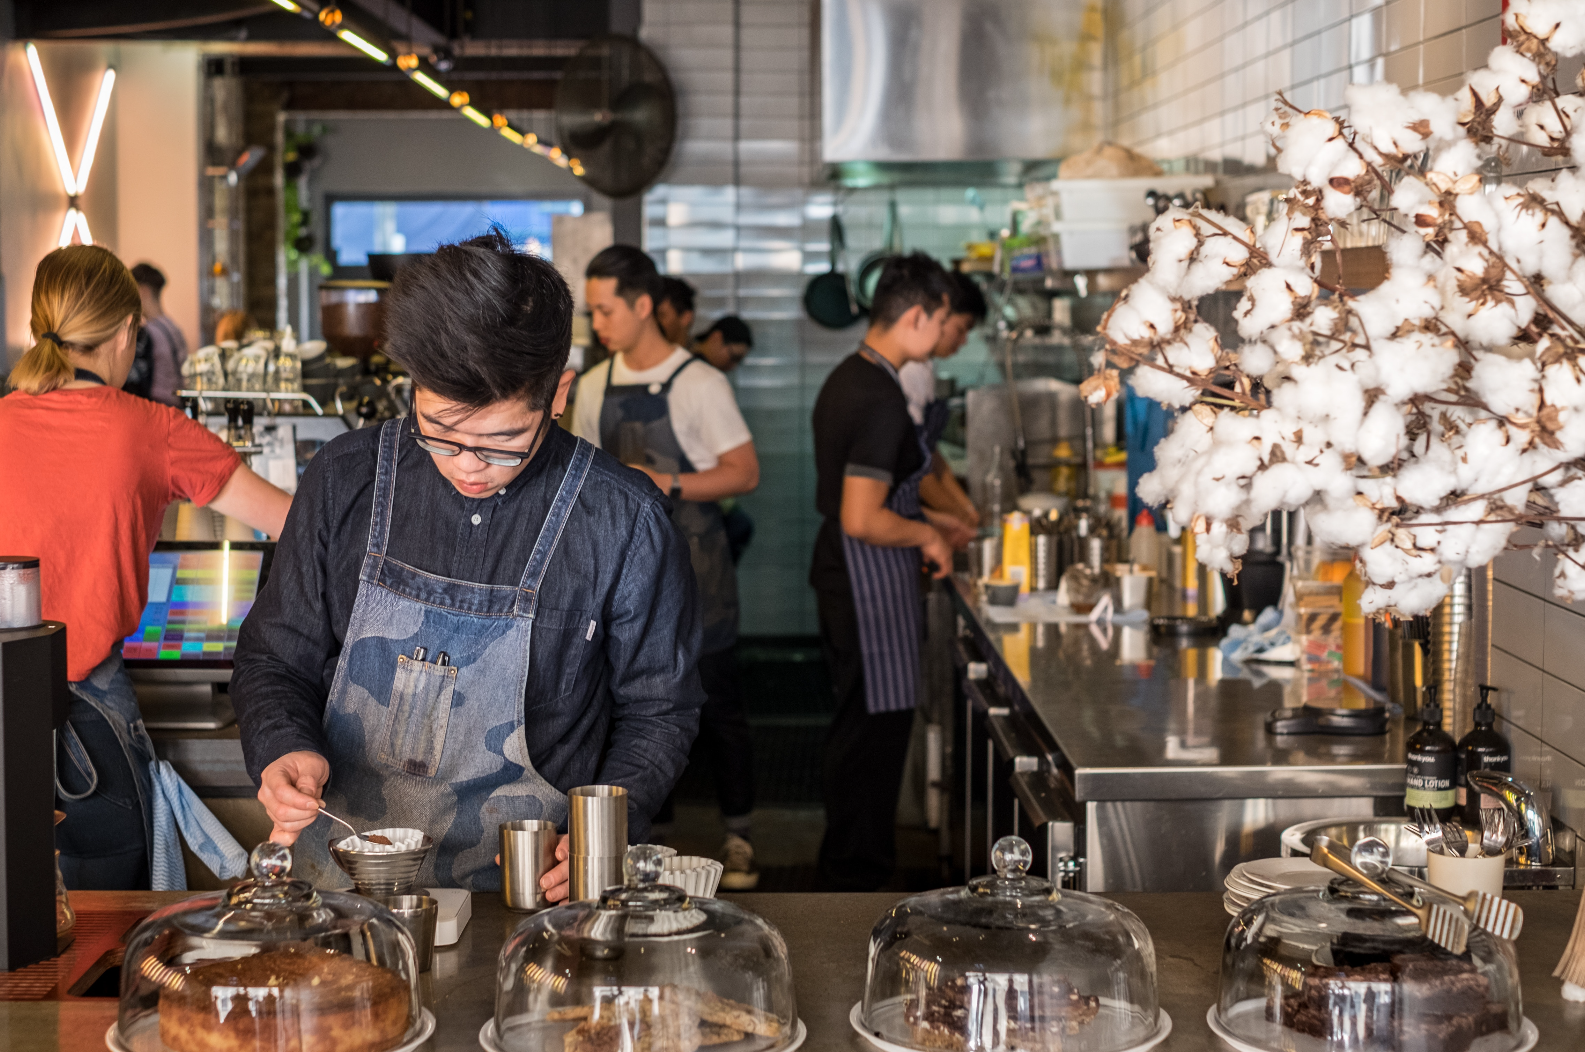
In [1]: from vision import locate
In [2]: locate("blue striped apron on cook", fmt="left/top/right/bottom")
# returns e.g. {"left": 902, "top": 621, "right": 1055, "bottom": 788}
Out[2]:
{"left": 842, "top": 345, "right": 935, "bottom": 714}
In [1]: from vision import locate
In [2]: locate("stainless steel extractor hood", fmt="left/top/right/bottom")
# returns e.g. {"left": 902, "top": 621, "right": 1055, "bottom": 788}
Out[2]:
{"left": 822, "top": 0, "right": 1103, "bottom": 184}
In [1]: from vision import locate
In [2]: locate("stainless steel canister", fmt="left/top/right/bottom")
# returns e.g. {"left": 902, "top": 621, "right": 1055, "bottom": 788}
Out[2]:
{"left": 568, "top": 785, "right": 628, "bottom": 901}
{"left": 0, "top": 557, "right": 41, "bottom": 630}
{"left": 968, "top": 535, "right": 1001, "bottom": 581}
{"left": 500, "top": 819, "right": 559, "bottom": 912}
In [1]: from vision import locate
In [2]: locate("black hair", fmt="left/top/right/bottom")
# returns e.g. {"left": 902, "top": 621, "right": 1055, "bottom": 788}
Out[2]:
{"left": 869, "top": 251, "right": 954, "bottom": 328}
{"left": 382, "top": 228, "right": 572, "bottom": 411}
{"left": 130, "top": 262, "right": 166, "bottom": 294}
{"left": 948, "top": 271, "right": 988, "bottom": 323}
{"left": 658, "top": 276, "right": 696, "bottom": 315}
{"left": 585, "top": 244, "right": 663, "bottom": 309}
{"left": 702, "top": 315, "right": 753, "bottom": 347}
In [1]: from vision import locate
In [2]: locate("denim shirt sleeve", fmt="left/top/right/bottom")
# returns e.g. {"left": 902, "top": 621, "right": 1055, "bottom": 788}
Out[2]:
{"left": 593, "top": 494, "right": 705, "bottom": 841}
{"left": 231, "top": 449, "right": 342, "bottom": 783}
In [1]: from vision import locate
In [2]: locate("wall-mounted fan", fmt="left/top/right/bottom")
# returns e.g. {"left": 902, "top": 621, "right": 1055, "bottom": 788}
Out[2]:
{"left": 555, "top": 35, "right": 677, "bottom": 199}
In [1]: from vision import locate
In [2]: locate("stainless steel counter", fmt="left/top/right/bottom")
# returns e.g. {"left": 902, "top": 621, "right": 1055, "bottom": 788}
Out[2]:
{"left": 6, "top": 889, "right": 1583, "bottom": 1051}
{"left": 947, "top": 575, "right": 1422, "bottom": 891}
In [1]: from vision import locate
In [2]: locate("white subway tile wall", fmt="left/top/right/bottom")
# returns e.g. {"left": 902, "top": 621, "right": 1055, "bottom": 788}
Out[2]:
{"left": 1111, "top": 0, "right": 1504, "bottom": 170}
{"left": 1492, "top": 529, "right": 1585, "bottom": 835}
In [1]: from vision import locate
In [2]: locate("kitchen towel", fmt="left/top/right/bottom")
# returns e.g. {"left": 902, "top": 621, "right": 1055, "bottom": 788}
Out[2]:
{"left": 149, "top": 759, "right": 248, "bottom": 890}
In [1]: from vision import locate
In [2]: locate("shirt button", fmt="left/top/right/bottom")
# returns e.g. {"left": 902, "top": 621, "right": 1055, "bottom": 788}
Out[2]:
{"left": 471, "top": 513, "right": 482, "bottom": 525}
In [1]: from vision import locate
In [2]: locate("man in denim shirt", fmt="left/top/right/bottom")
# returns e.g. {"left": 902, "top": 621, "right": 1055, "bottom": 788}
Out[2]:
{"left": 231, "top": 232, "right": 703, "bottom": 898}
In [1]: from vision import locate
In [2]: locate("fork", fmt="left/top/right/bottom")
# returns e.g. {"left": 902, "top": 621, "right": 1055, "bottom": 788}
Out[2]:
{"left": 1312, "top": 836, "right": 1470, "bottom": 954}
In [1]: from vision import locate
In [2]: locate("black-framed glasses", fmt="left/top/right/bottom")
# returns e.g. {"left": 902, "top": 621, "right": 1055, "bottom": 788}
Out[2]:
{"left": 408, "top": 420, "right": 542, "bottom": 467}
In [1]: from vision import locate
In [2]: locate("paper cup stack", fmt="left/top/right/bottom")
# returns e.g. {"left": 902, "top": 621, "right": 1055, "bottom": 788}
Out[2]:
{"left": 663, "top": 855, "right": 725, "bottom": 898}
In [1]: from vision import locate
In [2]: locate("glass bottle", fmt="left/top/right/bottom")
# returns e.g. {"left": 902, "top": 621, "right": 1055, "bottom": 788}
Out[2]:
{"left": 1341, "top": 566, "right": 1369, "bottom": 679}
{"left": 270, "top": 327, "right": 302, "bottom": 393}
{"left": 984, "top": 444, "right": 1005, "bottom": 522}
{"left": 1063, "top": 535, "right": 1116, "bottom": 614}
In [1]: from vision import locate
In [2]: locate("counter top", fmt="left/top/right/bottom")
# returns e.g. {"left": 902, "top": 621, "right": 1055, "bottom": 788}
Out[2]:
{"left": 948, "top": 575, "right": 1408, "bottom": 802}
{"left": 5, "top": 889, "right": 1582, "bottom": 1050}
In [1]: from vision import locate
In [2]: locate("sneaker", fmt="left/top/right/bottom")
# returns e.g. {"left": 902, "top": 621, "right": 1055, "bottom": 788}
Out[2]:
{"left": 718, "top": 833, "right": 760, "bottom": 890}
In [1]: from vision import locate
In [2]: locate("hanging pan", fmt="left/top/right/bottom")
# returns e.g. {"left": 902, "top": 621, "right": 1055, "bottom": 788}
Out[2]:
{"left": 804, "top": 213, "right": 864, "bottom": 329}
{"left": 854, "top": 196, "right": 904, "bottom": 312}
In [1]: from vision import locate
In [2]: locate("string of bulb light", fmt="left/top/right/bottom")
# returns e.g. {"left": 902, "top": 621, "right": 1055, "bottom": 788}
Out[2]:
{"left": 25, "top": 42, "right": 115, "bottom": 247}
{"left": 264, "top": 0, "right": 585, "bottom": 178}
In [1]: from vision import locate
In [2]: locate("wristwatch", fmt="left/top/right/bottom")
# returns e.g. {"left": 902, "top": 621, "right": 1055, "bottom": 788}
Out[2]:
{"left": 670, "top": 474, "right": 683, "bottom": 499}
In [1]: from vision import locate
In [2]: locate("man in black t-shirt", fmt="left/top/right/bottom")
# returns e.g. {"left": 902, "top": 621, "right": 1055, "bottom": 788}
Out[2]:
{"left": 810, "top": 253, "right": 956, "bottom": 891}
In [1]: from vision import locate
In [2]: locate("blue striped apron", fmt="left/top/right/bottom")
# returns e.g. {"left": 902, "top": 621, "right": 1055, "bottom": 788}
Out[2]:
{"left": 842, "top": 346, "right": 934, "bottom": 714}
{"left": 297, "top": 420, "right": 595, "bottom": 891}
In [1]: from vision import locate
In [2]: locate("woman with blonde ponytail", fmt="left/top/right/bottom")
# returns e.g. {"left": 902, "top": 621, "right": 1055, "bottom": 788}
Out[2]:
{"left": 0, "top": 245, "right": 293, "bottom": 890}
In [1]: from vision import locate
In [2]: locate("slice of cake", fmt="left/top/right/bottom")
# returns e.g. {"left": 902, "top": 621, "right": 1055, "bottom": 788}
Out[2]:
{"left": 158, "top": 946, "right": 410, "bottom": 1052}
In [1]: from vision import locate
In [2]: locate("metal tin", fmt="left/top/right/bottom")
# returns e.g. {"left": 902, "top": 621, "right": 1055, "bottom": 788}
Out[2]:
{"left": 0, "top": 557, "right": 41, "bottom": 630}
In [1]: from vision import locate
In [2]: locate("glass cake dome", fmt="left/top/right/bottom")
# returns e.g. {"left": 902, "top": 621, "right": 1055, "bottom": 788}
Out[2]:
{"left": 489, "top": 844, "right": 799, "bottom": 1052}
{"left": 858, "top": 836, "right": 1163, "bottom": 1052}
{"left": 1214, "top": 877, "right": 1525, "bottom": 1052}
{"left": 114, "top": 842, "right": 427, "bottom": 1052}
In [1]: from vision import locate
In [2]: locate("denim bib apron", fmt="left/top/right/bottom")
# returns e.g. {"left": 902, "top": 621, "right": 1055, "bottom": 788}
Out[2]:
{"left": 841, "top": 346, "right": 934, "bottom": 714}
{"left": 297, "top": 419, "right": 595, "bottom": 891}
{"left": 596, "top": 355, "right": 739, "bottom": 653}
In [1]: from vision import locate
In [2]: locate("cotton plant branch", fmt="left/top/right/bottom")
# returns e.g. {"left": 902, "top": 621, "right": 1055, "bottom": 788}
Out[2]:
{"left": 1086, "top": 0, "right": 1585, "bottom": 614}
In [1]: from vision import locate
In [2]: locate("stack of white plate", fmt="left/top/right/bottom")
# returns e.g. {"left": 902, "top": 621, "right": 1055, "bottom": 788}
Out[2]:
{"left": 1223, "top": 857, "right": 1334, "bottom": 915}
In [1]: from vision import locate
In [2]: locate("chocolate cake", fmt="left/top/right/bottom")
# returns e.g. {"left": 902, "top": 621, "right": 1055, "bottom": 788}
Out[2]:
{"left": 158, "top": 946, "right": 410, "bottom": 1052}
{"left": 1273, "top": 952, "right": 1510, "bottom": 1052}
{"left": 904, "top": 974, "right": 1101, "bottom": 1051}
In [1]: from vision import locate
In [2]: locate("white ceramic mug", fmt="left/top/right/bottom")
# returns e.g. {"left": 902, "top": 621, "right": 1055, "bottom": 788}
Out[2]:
{"left": 1426, "top": 849, "right": 1504, "bottom": 900}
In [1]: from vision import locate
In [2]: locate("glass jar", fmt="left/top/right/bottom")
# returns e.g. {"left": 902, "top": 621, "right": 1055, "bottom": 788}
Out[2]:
{"left": 859, "top": 836, "right": 1163, "bottom": 1052}
{"left": 1213, "top": 878, "right": 1525, "bottom": 1052}
{"left": 1063, "top": 536, "right": 1117, "bottom": 614}
{"left": 115, "top": 842, "right": 427, "bottom": 1052}
{"left": 490, "top": 844, "right": 799, "bottom": 1052}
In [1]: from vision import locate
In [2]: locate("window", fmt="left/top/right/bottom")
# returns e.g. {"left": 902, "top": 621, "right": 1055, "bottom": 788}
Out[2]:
{"left": 329, "top": 198, "right": 585, "bottom": 266}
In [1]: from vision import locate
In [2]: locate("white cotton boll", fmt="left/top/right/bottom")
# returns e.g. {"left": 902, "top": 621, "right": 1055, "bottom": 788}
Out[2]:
{"left": 1104, "top": 278, "right": 1184, "bottom": 345}
{"left": 1391, "top": 177, "right": 1443, "bottom": 238}
{"left": 1347, "top": 82, "right": 1427, "bottom": 156}
{"left": 1240, "top": 340, "right": 1277, "bottom": 376}
{"left": 1179, "top": 210, "right": 1253, "bottom": 298}
{"left": 1382, "top": 573, "right": 1452, "bottom": 615}
{"left": 1143, "top": 211, "right": 1201, "bottom": 296}
{"left": 1453, "top": 419, "right": 1523, "bottom": 493}
{"left": 1196, "top": 522, "right": 1250, "bottom": 574}
{"left": 1160, "top": 322, "right": 1222, "bottom": 375}
{"left": 1266, "top": 324, "right": 1307, "bottom": 363}
{"left": 1258, "top": 210, "right": 1316, "bottom": 267}
{"left": 1247, "top": 462, "right": 1315, "bottom": 518}
{"left": 1464, "top": 520, "right": 1517, "bottom": 570}
{"left": 1192, "top": 448, "right": 1260, "bottom": 520}
{"left": 1276, "top": 111, "right": 1347, "bottom": 185}
{"left": 1309, "top": 502, "right": 1378, "bottom": 548}
{"left": 1357, "top": 400, "right": 1407, "bottom": 466}
{"left": 1554, "top": 546, "right": 1585, "bottom": 603}
{"left": 1470, "top": 352, "right": 1541, "bottom": 417}
{"left": 1463, "top": 47, "right": 1540, "bottom": 138}
{"left": 1361, "top": 538, "right": 1442, "bottom": 586}
{"left": 1235, "top": 267, "right": 1315, "bottom": 340}
{"left": 1521, "top": 93, "right": 1584, "bottom": 151}
{"left": 1385, "top": 229, "right": 1429, "bottom": 270}
{"left": 1394, "top": 438, "right": 1461, "bottom": 507}
{"left": 1352, "top": 260, "right": 1441, "bottom": 339}
{"left": 1430, "top": 139, "right": 1483, "bottom": 180}
{"left": 1356, "top": 475, "right": 1398, "bottom": 508}
{"left": 1507, "top": 0, "right": 1585, "bottom": 57}
{"left": 1437, "top": 245, "right": 1536, "bottom": 347}
{"left": 1271, "top": 362, "right": 1366, "bottom": 452}
{"left": 1407, "top": 89, "right": 1464, "bottom": 142}
{"left": 1551, "top": 475, "right": 1585, "bottom": 519}
{"left": 1370, "top": 332, "right": 1459, "bottom": 401}
{"left": 1550, "top": 169, "right": 1585, "bottom": 223}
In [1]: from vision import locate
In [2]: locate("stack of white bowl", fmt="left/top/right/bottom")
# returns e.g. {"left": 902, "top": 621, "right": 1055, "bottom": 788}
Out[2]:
{"left": 1223, "top": 857, "right": 1333, "bottom": 915}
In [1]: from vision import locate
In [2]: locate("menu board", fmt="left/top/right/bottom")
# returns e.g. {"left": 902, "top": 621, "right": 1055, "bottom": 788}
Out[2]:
{"left": 123, "top": 548, "right": 263, "bottom": 663}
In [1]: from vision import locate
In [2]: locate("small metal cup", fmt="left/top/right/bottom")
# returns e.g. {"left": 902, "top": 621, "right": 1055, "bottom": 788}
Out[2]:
{"left": 500, "top": 819, "right": 559, "bottom": 912}
{"left": 374, "top": 894, "right": 438, "bottom": 972}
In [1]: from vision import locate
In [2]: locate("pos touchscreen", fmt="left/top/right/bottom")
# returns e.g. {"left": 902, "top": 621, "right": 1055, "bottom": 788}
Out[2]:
{"left": 122, "top": 542, "right": 273, "bottom": 668}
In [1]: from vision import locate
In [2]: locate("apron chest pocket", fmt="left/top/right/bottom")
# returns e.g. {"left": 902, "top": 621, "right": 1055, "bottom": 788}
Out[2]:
{"left": 378, "top": 655, "right": 457, "bottom": 778}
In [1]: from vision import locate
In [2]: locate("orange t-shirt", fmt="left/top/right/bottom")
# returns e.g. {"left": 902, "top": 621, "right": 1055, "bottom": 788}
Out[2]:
{"left": 0, "top": 386, "right": 241, "bottom": 680}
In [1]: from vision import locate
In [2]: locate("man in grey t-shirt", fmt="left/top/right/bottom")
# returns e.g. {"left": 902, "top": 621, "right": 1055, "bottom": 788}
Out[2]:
{"left": 132, "top": 263, "right": 187, "bottom": 407}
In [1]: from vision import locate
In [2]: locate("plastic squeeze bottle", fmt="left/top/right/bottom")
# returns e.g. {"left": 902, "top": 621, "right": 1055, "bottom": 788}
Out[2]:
{"left": 1128, "top": 509, "right": 1159, "bottom": 574}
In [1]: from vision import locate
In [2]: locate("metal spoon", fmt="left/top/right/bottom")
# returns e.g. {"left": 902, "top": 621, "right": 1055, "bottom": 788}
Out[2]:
{"left": 319, "top": 805, "right": 392, "bottom": 846}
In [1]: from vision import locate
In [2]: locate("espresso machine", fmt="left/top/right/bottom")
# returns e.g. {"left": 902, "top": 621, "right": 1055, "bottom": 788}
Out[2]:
{"left": 0, "top": 556, "right": 69, "bottom": 971}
